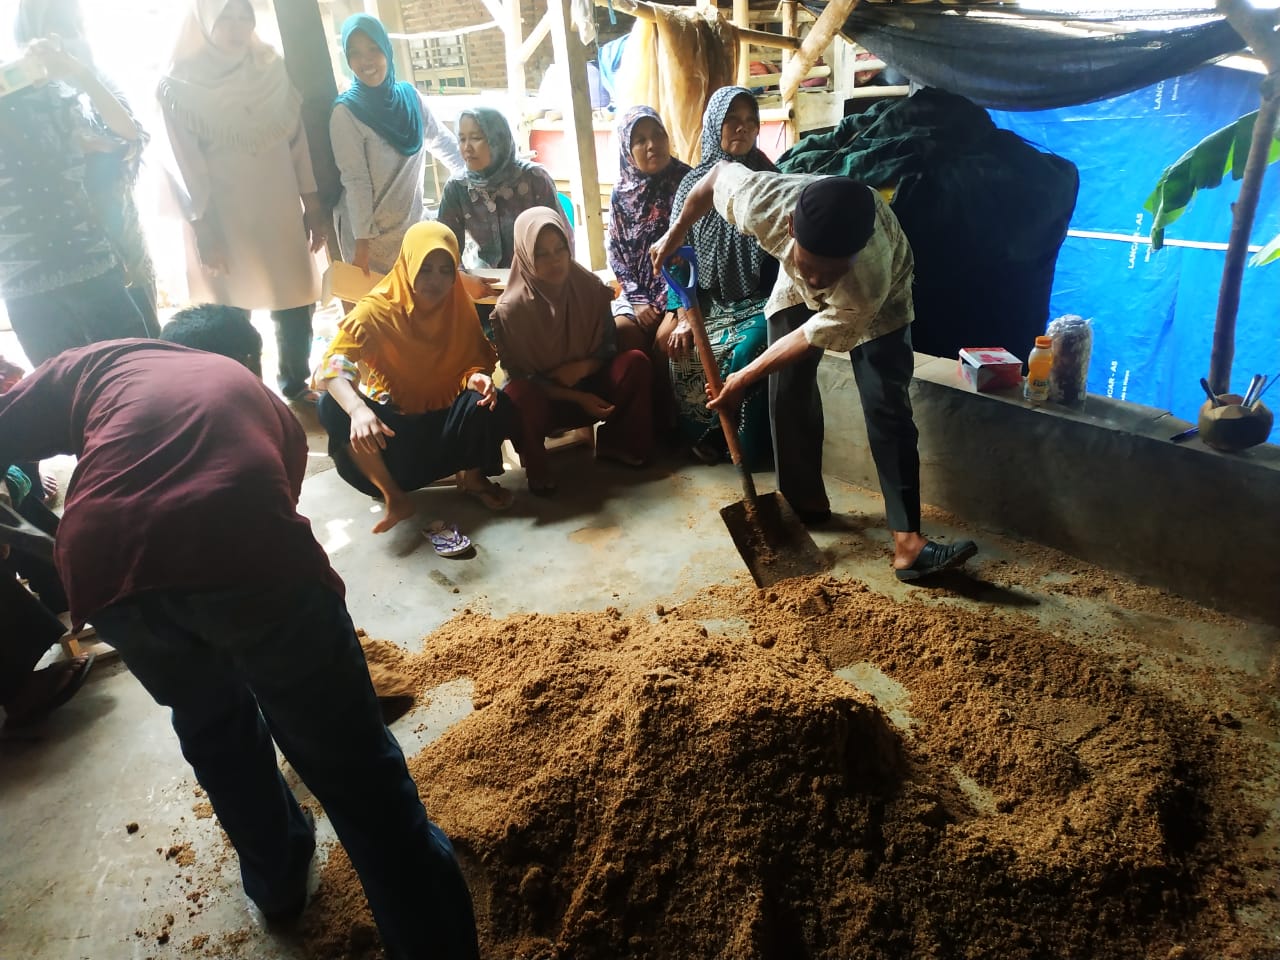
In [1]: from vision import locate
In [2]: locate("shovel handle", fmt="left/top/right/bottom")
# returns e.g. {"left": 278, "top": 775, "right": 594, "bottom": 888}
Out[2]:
{"left": 680, "top": 299, "right": 759, "bottom": 501}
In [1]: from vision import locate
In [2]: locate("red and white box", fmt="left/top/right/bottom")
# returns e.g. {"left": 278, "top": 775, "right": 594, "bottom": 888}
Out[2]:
{"left": 957, "top": 347, "right": 1023, "bottom": 392}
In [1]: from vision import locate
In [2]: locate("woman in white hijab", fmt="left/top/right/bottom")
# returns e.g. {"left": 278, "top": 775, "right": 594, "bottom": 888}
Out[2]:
{"left": 158, "top": 0, "right": 327, "bottom": 403}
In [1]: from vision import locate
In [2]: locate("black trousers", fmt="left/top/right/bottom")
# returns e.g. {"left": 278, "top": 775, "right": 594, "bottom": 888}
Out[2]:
{"left": 0, "top": 566, "right": 67, "bottom": 707}
{"left": 318, "top": 389, "right": 515, "bottom": 498}
{"left": 228, "top": 306, "right": 314, "bottom": 399}
{"left": 768, "top": 305, "right": 921, "bottom": 532}
{"left": 4, "top": 270, "right": 149, "bottom": 367}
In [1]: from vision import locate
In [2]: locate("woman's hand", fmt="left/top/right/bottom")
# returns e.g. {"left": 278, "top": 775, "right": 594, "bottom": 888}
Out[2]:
{"left": 468, "top": 372, "right": 498, "bottom": 409}
{"left": 459, "top": 271, "right": 501, "bottom": 301}
{"left": 193, "top": 219, "right": 229, "bottom": 275}
{"left": 302, "top": 198, "right": 328, "bottom": 254}
{"left": 666, "top": 313, "right": 694, "bottom": 360}
{"left": 573, "top": 391, "right": 616, "bottom": 421}
{"left": 353, "top": 239, "right": 372, "bottom": 275}
{"left": 634, "top": 302, "right": 663, "bottom": 333}
{"left": 25, "top": 37, "right": 90, "bottom": 88}
{"left": 349, "top": 404, "right": 395, "bottom": 454}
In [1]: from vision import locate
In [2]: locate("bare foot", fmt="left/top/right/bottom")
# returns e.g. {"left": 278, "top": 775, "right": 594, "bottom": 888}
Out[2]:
{"left": 372, "top": 496, "right": 415, "bottom": 534}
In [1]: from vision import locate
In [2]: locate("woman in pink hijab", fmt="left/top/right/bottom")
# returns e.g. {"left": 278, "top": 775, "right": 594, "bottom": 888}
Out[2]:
{"left": 491, "top": 207, "right": 653, "bottom": 494}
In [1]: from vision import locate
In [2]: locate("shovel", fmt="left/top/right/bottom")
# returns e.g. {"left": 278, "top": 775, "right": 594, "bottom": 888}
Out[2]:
{"left": 662, "top": 247, "right": 826, "bottom": 587}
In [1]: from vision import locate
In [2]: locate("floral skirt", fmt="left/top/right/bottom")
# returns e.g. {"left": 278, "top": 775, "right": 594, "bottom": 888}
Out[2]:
{"left": 669, "top": 295, "right": 772, "bottom": 468}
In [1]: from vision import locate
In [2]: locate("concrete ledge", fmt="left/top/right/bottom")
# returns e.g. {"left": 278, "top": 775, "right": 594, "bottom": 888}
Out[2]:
{"left": 818, "top": 351, "right": 1280, "bottom": 625}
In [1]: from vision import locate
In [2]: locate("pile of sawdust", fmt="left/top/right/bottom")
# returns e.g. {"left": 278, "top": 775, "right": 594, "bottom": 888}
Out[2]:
{"left": 298, "top": 577, "right": 1276, "bottom": 960}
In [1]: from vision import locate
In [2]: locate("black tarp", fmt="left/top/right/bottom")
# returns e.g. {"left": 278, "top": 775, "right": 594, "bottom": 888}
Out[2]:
{"left": 800, "top": 2, "right": 1245, "bottom": 111}
{"left": 778, "top": 90, "right": 1079, "bottom": 360}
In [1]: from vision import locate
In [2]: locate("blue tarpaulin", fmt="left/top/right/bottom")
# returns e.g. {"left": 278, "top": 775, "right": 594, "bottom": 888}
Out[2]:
{"left": 988, "top": 65, "right": 1280, "bottom": 439}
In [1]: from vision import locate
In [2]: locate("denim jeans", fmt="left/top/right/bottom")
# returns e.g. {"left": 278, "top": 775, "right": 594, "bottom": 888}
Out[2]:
{"left": 92, "top": 581, "right": 479, "bottom": 960}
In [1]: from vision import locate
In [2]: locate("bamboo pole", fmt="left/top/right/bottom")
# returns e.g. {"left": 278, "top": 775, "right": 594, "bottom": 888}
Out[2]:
{"left": 550, "top": 0, "right": 607, "bottom": 268}
{"left": 594, "top": 0, "right": 801, "bottom": 49}
{"left": 781, "top": 0, "right": 797, "bottom": 72}
{"left": 780, "top": 0, "right": 858, "bottom": 103}
{"left": 1208, "top": 0, "right": 1280, "bottom": 393}
{"left": 734, "top": 0, "right": 751, "bottom": 85}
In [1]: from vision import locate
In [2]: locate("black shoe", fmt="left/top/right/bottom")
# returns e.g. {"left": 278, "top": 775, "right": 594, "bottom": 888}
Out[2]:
{"left": 895, "top": 539, "right": 978, "bottom": 582}
{"left": 796, "top": 507, "right": 832, "bottom": 526}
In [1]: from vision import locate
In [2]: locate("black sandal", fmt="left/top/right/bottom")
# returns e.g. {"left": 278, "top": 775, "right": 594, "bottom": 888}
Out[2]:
{"left": 895, "top": 540, "right": 978, "bottom": 582}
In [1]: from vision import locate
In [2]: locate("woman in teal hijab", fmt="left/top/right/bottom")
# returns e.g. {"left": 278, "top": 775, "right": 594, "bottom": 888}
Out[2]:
{"left": 330, "top": 14, "right": 464, "bottom": 274}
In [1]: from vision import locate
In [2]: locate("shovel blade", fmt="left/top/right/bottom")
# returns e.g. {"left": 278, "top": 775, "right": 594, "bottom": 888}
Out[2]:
{"left": 719, "top": 493, "right": 827, "bottom": 588}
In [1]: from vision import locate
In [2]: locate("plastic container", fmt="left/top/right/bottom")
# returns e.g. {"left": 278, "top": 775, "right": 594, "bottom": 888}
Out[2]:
{"left": 0, "top": 54, "right": 47, "bottom": 98}
{"left": 1047, "top": 314, "right": 1093, "bottom": 410}
{"left": 1024, "top": 335, "right": 1053, "bottom": 404}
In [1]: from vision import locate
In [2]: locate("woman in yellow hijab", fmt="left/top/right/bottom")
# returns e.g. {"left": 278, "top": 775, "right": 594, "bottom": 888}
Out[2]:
{"left": 318, "top": 221, "right": 515, "bottom": 533}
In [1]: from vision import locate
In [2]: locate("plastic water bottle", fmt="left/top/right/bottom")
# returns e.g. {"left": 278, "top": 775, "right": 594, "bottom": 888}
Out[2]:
{"left": 1025, "top": 335, "right": 1053, "bottom": 404}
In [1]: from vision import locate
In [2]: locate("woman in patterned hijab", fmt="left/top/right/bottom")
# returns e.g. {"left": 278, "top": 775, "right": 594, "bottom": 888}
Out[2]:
{"left": 435, "top": 107, "right": 563, "bottom": 269}
{"left": 662, "top": 86, "right": 776, "bottom": 467}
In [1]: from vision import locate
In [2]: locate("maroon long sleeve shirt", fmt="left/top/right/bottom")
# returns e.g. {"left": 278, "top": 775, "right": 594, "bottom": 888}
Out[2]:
{"left": 0, "top": 340, "right": 343, "bottom": 625}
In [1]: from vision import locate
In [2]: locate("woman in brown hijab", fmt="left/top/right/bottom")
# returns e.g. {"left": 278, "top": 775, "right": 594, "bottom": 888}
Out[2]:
{"left": 492, "top": 207, "right": 653, "bottom": 494}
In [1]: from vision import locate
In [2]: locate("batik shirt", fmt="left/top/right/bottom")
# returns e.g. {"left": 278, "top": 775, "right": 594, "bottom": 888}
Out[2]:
{"left": 0, "top": 85, "right": 118, "bottom": 300}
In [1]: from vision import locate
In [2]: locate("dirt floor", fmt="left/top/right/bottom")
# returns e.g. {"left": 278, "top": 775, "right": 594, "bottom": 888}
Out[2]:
{"left": 153, "top": 514, "right": 1277, "bottom": 960}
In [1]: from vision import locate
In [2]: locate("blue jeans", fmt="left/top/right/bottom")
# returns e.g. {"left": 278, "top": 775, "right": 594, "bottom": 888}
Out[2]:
{"left": 92, "top": 582, "right": 479, "bottom": 960}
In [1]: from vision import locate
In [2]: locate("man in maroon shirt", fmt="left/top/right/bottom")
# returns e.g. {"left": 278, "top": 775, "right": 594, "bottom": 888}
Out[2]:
{"left": 0, "top": 336, "right": 479, "bottom": 960}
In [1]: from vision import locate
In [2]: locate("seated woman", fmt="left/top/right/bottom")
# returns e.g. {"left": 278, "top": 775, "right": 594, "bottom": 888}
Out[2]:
{"left": 657, "top": 86, "right": 776, "bottom": 467}
{"left": 492, "top": 207, "right": 653, "bottom": 495}
{"left": 436, "top": 107, "right": 563, "bottom": 270}
{"left": 608, "top": 106, "right": 691, "bottom": 354}
{"left": 318, "top": 221, "right": 515, "bottom": 533}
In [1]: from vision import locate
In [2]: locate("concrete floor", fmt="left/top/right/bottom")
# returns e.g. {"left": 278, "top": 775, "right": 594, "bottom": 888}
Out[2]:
{"left": 2, "top": 386, "right": 1277, "bottom": 958}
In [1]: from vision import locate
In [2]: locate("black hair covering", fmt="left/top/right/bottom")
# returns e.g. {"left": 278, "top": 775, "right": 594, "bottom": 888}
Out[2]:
{"left": 793, "top": 177, "right": 876, "bottom": 258}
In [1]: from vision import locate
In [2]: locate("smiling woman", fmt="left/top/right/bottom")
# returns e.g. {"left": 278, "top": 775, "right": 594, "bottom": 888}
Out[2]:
{"left": 329, "top": 13, "right": 464, "bottom": 275}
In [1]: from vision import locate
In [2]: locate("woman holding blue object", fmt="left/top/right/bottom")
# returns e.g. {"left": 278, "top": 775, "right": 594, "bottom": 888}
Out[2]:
{"left": 664, "top": 86, "right": 774, "bottom": 467}
{"left": 330, "top": 13, "right": 464, "bottom": 275}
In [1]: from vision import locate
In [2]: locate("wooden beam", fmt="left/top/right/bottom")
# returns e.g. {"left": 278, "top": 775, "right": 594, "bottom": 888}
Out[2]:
{"left": 780, "top": 0, "right": 797, "bottom": 72}
{"left": 272, "top": 0, "right": 341, "bottom": 210}
{"left": 734, "top": 0, "right": 751, "bottom": 85}
{"left": 593, "top": 0, "right": 800, "bottom": 49}
{"left": 505, "top": 0, "right": 527, "bottom": 94}
{"left": 519, "top": 9, "right": 552, "bottom": 62}
{"left": 780, "top": 0, "right": 858, "bottom": 103}
{"left": 736, "top": 25, "right": 801, "bottom": 51}
{"left": 1207, "top": 0, "right": 1280, "bottom": 392}
{"left": 550, "top": 0, "right": 607, "bottom": 268}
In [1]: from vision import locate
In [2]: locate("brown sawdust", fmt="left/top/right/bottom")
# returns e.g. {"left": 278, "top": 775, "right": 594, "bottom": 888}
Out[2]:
{"left": 298, "top": 579, "right": 1278, "bottom": 960}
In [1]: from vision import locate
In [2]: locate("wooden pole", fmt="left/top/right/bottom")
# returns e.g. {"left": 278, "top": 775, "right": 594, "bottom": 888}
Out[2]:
{"left": 781, "top": 0, "right": 797, "bottom": 72}
{"left": 272, "top": 0, "right": 342, "bottom": 209}
{"left": 733, "top": 0, "right": 751, "bottom": 85}
{"left": 1208, "top": 90, "right": 1279, "bottom": 393}
{"left": 505, "top": 0, "right": 527, "bottom": 94}
{"left": 1208, "top": 0, "right": 1280, "bottom": 393}
{"left": 550, "top": 0, "right": 607, "bottom": 268}
{"left": 372, "top": 0, "right": 415, "bottom": 89}
{"left": 780, "top": 0, "right": 858, "bottom": 103}
{"left": 594, "top": 0, "right": 800, "bottom": 49}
